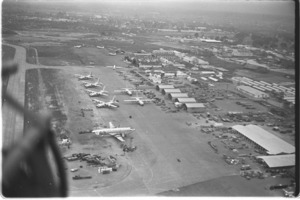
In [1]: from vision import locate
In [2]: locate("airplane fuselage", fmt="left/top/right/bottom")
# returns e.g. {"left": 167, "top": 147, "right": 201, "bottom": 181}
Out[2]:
{"left": 93, "top": 127, "right": 134, "bottom": 134}
{"left": 138, "top": 100, "right": 144, "bottom": 106}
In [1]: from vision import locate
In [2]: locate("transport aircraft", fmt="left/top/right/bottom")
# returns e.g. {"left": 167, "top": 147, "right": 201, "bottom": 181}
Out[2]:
{"left": 106, "top": 65, "right": 123, "bottom": 70}
{"left": 92, "top": 96, "right": 119, "bottom": 108}
{"left": 96, "top": 46, "right": 104, "bottom": 49}
{"left": 92, "top": 122, "right": 134, "bottom": 142}
{"left": 123, "top": 93, "right": 153, "bottom": 106}
{"left": 86, "top": 86, "right": 109, "bottom": 97}
{"left": 114, "top": 87, "right": 142, "bottom": 96}
{"left": 75, "top": 72, "right": 93, "bottom": 80}
{"left": 82, "top": 78, "right": 103, "bottom": 88}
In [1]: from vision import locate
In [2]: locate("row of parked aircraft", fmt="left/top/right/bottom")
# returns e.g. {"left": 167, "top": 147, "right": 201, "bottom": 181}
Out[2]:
{"left": 73, "top": 68, "right": 154, "bottom": 142}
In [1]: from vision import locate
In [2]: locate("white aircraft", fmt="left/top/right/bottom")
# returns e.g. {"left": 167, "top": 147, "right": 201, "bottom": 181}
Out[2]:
{"left": 74, "top": 45, "right": 82, "bottom": 48}
{"left": 75, "top": 72, "right": 93, "bottom": 80}
{"left": 82, "top": 78, "right": 103, "bottom": 88}
{"left": 96, "top": 46, "right": 104, "bottom": 49}
{"left": 92, "top": 96, "right": 119, "bottom": 108}
{"left": 124, "top": 93, "right": 153, "bottom": 106}
{"left": 86, "top": 86, "right": 109, "bottom": 97}
{"left": 114, "top": 87, "right": 142, "bottom": 96}
{"left": 106, "top": 65, "right": 123, "bottom": 70}
{"left": 109, "top": 52, "right": 117, "bottom": 56}
{"left": 92, "top": 121, "right": 134, "bottom": 142}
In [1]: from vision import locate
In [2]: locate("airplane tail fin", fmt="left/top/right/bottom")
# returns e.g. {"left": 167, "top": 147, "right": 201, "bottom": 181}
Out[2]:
{"left": 96, "top": 78, "right": 100, "bottom": 84}
{"left": 102, "top": 85, "right": 106, "bottom": 92}
{"left": 112, "top": 95, "right": 116, "bottom": 102}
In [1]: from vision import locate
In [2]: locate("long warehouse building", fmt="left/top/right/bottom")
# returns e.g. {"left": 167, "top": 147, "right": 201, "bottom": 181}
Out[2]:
{"left": 156, "top": 85, "right": 174, "bottom": 92}
{"left": 168, "top": 93, "right": 189, "bottom": 101}
{"left": 256, "top": 154, "right": 295, "bottom": 168}
{"left": 236, "top": 85, "right": 269, "bottom": 99}
{"left": 232, "top": 124, "right": 295, "bottom": 155}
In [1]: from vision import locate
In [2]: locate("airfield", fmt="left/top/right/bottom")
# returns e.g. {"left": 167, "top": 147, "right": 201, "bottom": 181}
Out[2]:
{"left": 2, "top": 41, "right": 289, "bottom": 197}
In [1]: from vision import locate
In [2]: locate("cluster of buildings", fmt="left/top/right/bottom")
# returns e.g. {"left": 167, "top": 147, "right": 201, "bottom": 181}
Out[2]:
{"left": 232, "top": 124, "right": 295, "bottom": 169}
{"left": 156, "top": 85, "right": 205, "bottom": 113}
{"left": 232, "top": 77, "right": 295, "bottom": 105}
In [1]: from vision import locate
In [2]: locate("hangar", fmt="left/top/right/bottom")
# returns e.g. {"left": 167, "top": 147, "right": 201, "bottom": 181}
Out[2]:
{"left": 162, "top": 88, "right": 181, "bottom": 95}
{"left": 256, "top": 154, "right": 295, "bottom": 168}
{"left": 175, "top": 98, "right": 197, "bottom": 103}
{"left": 232, "top": 124, "right": 295, "bottom": 155}
{"left": 168, "top": 93, "right": 189, "bottom": 101}
{"left": 156, "top": 85, "right": 174, "bottom": 92}
{"left": 183, "top": 103, "right": 205, "bottom": 113}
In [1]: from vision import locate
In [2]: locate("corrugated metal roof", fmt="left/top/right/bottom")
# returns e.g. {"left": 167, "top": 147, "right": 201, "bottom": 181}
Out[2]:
{"left": 163, "top": 89, "right": 181, "bottom": 93}
{"left": 256, "top": 154, "right": 295, "bottom": 168}
{"left": 177, "top": 98, "right": 196, "bottom": 103}
{"left": 232, "top": 125, "right": 295, "bottom": 155}
{"left": 157, "top": 85, "right": 174, "bottom": 89}
{"left": 237, "top": 85, "right": 268, "bottom": 96}
{"left": 169, "top": 93, "right": 189, "bottom": 98}
{"left": 185, "top": 103, "right": 205, "bottom": 108}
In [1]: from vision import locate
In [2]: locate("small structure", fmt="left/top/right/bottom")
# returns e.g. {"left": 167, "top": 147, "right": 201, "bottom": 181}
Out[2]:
{"left": 162, "top": 88, "right": 181, "bottom": 95}
{"left": 156, "top": 85, "right": 174, "bottom": 92}
{"left": 168, "top": 93, "right": 189, "bottom": 101}
{"left": 256, "top": 154, "right": 295, "bottom": 168}
{"left": 183, "top": 103, "right": 205, "bottom": 113}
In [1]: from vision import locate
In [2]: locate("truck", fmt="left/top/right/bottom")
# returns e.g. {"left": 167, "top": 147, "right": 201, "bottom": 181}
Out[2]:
{"left": 240, "top": 165, "right": 251, "bottom": 170}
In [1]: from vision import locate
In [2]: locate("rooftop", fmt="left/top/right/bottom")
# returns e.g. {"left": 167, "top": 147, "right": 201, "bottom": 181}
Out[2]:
{"left": 256, "top": 154, "right": 295, "bottom": 168}
{"left": 232, "top": 124, "right": 295, "bottom": 155}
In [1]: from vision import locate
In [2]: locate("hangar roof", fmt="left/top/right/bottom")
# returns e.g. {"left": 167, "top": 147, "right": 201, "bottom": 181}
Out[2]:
{"left": 256, "top": 154, "right": 295, "bottom": 168}
{"left": 168, "top": 93, "right": 189, "bottom": 98}
{"left": 157, "top": 85, "right": 174, "bottom": 89}
{"left": 176, "top": 98, "right": 197, "bottom": 103}
{"left": 184, "top": 103, "right": 205, "bottom": 108}
{"left": 232, "top": 124, "right": 295, "bottom": 155}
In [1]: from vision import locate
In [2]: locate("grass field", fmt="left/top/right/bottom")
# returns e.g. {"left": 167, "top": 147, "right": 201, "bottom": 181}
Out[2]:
{"left": 33, "top": 45, "right": 83, "bottom": 66}
{"left": 2, "top": 45, "right": 16, "bottom": 61}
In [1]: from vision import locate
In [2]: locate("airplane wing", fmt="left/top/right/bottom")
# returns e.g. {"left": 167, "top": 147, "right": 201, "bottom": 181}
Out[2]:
{"left": 86, "top": 89, "right": 95, "bottom": 93}
{"left": 100, "top": 92, "right": 109, "bottom": 96}
{"left": 81, "top": 81, "right": 90, "bottom": 84}
{"left": 92, "top": 99, "right": 103, "bottom": 104}
{"left": 96, "top": 103, "right": 106, "bottom": 108}
{"left": 113, "top": 134, "right": 125, "bottom": 142}
{"left": 109, "top": 122, "right": 115, "bottom": 129}
{"left": 108, "top": 103, "right": 118, "bottom": 108}
{"left": 124, "top": 99, "right": 139, "bottom": 102}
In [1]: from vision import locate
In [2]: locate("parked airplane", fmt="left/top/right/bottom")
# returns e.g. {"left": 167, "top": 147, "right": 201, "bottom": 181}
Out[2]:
{"left": 74, "top": 45, "right": 82, "bottom": 48}
{"left": 75, "top": 72, "right": 93, "bottom": 80}
{"left": 124, "top": 93, "right": 153, "bottom": 106}
{"left": 96, "top": 46, "right": 104, "bottom": 49}
{"left": 109, "top": 52, "right": 117, "bottom": 56}
{"left": 86, "top": 86, "right": 109, "bottom": 97}
{"left": 106, "top": 65, "right": 123, "bottom": 70}
{"left": 114, "top": 87, "right": 142, "bottom": 96}
{"left": 82, "top": 78, "right": 103, "bottom": 88}
{"left": 92, "top": 121, "right": 134, "bottom": 142}
{"left": 92, "top": 96, "right": 119, "bottom": 108}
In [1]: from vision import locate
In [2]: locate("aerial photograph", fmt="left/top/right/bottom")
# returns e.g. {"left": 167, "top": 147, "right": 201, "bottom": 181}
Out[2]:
{"left": 1, "top": 0, "right": 297, "bottom": 197}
